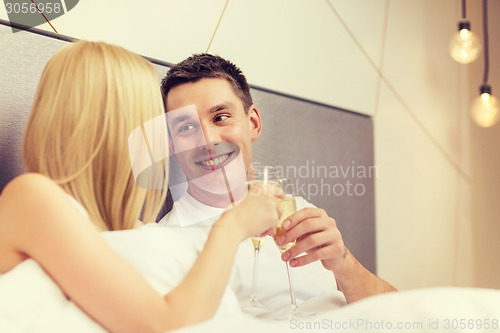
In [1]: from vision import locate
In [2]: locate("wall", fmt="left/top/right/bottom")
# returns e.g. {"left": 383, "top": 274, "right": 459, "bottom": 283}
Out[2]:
{"left": 2, "top": 0, "right": 498, "bottom": 290}
{"left": 468, "top": 0, "right": 500, "bottom": 289}
{"left": 373, "top": 1, "right": 475, "bottom": 289}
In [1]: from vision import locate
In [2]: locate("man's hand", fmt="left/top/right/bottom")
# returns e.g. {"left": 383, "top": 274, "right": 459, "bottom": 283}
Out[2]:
{"left": 275, "top": 207, "right": 346, "bottom": 272}
{"left": 275, "top": 206, "right": 397, "bottom": 303}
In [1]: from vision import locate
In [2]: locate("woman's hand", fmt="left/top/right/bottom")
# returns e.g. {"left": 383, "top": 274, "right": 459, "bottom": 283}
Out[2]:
{"left": 216, "top": 183, "right": 284, "bottom": 242}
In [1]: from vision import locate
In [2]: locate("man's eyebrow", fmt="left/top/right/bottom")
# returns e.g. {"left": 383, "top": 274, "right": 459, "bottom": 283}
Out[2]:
{"left": 168, "top": 114, "right": 193, "bottom": 128}
{"left": 209, "top": 102, "right": 232, "bottom": 114}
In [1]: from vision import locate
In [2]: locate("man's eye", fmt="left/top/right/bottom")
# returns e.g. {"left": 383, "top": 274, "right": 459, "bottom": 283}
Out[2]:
{"left": 214, "top": 114, "right": 229, "bottom": 123}
{"left": 178, "top": 123, "right": 196, "bottom": 133}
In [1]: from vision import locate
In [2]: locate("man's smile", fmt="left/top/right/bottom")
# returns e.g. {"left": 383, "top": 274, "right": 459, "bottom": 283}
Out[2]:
{"left": 192, "top": 142, "right": 239, "bottom": 172}
{"left": 196, "top": 152, "right": 232, "bottom": 168}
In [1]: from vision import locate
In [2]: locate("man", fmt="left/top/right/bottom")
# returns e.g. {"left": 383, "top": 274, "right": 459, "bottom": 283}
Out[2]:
{"left": 158, "top": 54, "right": 396, "bottom": 309}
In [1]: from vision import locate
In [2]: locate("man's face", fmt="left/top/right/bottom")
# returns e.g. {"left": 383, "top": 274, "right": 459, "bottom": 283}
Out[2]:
{"left": 166, "top": 78, "right": 262, "bottom": 202}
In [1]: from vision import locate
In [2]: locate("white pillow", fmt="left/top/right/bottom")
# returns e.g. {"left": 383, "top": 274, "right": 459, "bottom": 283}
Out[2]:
{"left": 101, "top": 224, "right": 242, "bottom": 318}
{"left": 0, "top": 259, "right": 105, "bottom": 333}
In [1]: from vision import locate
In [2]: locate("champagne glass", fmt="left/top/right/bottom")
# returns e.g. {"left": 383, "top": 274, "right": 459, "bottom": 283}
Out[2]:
{"left": 244, "top": 234, "right": 266, "bottom": 312}
{"left": 242, "top": 166, "right": 276, "bottom": 313}
{"left": 273, "top": 178, "right": 314, "bottom": 319}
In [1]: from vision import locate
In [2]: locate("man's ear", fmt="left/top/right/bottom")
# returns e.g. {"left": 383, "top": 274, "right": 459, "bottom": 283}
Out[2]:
{"left": 248, "top": 105, "right": 262, "bottom": 142}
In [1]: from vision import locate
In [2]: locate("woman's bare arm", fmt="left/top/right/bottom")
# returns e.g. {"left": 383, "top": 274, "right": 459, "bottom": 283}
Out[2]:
{"left": 0, "top": 173, "right": 170, "bottom": 333}
{"left": 0, "top": 174, "right": 280, "bottom": 332}
{"left": 160, "top": 190, "right": 280, "bottom": 328}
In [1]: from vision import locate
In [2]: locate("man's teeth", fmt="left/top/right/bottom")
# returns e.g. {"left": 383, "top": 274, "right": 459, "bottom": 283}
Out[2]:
{"left": 200, "top": 154, "right": 229, "bottom": 167}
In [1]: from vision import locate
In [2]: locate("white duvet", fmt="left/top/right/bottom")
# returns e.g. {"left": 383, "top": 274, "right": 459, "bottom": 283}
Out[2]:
{"left": 1, "top": 221, "right": 499, "bottom": 332}
{"left": 177, "top": 287, "right": 500, "bottom": 333}
{"left": 1, "top": 256, "right": 499, "bottom": 333}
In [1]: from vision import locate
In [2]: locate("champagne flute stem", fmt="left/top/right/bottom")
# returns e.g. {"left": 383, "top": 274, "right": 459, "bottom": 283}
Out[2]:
{"left": 249, "top": 248, "right": 260, "bottom": 303}
{"left": 285, "top": 261, "right": 298, "bottom": 310}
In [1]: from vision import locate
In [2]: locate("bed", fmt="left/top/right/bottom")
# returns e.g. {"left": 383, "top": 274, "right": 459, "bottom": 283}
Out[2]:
{"left": 1, "top": 19, "right": 499, "bottom": 333}
{"left": 2, "top": 258, "right": 499, "bottom": 332}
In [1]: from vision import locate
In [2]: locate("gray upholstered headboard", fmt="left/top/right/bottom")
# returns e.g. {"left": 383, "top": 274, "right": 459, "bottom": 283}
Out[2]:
{"left": 0, "top": 20, "right": 376, "bottom": 273}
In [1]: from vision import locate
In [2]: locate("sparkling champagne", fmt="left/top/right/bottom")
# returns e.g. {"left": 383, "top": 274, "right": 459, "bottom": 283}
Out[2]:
{"left": 251, "top": 237, "right": 264, "bottom": 250}
{"left": 275, "top": 195, "right": 297, "bottom": 253}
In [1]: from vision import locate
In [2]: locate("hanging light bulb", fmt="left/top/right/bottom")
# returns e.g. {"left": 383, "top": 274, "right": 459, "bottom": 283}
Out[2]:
{"left": 470, "top": 0, "right": 498, "bottom": 127}
{"left": 471, "top": 85, "right": 499, "bottom": 127}
{"left": 450, "top": 20, "right": 481, "bottom": 64}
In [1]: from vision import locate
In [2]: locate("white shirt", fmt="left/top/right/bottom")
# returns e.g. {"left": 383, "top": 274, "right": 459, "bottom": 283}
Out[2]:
{"left": 158, "top": 193, "right": 346, "bottom": 311}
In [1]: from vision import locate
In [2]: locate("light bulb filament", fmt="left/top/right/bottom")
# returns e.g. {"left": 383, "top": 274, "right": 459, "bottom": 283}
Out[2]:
{"left": 471, "top": 91, "right": 499, "bottom": 128}
{"left": 481, "top": 93, "right": 490, "bottom": 103}
{"left": 450, "top": 22, "right": 481, "bottom": 64}
{"left": 459, "top": 28, "right": 471, "bottom": 41}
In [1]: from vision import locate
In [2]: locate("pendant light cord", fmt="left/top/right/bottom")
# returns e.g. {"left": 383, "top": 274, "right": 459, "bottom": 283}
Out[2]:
{"left": 482, "top": 0, "right": 489, "bottom": 85}
{"left": 206, "top": 0, "right": 230, "bottom": 53}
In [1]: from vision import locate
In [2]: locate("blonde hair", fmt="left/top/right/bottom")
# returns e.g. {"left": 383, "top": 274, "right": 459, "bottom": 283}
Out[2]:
{"left": 23, "top": 41, "right": 167, "bottom": 231}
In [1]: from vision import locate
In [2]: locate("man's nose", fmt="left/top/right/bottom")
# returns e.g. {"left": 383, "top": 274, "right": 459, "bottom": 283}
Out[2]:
{"left": 200, "top": 122, "right": 221, "bottom": 146}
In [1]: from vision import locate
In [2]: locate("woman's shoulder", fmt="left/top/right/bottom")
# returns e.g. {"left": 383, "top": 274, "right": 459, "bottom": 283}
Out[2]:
{"left": 0, "top": 173, "right": 74, "bottom": 224}
{"left": 1, "top": 173, "right": 66, "bottom": 213}
{"left": 0, "top": 174, "right": 64, "bottom": 272}
{"left": 2, "top": 173, "right": 58, "bottom": 197}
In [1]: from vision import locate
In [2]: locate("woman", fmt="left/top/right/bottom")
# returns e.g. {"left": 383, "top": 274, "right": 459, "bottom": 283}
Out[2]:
{"left": 0, "top": 41, "right": 280, "bottom": 332}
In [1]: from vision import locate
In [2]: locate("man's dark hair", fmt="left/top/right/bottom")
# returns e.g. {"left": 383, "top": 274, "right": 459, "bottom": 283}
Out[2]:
{"left": 160, "top": 54, "right": 253, "bottom": 112}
